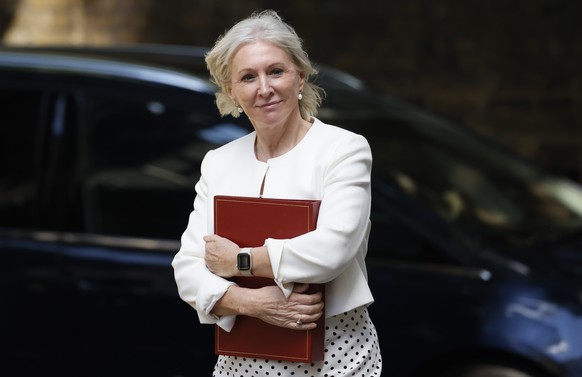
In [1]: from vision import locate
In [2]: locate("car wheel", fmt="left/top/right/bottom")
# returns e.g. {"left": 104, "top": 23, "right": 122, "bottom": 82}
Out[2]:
{"left": 441, "top": 364, "right": 544, "bottom": 377}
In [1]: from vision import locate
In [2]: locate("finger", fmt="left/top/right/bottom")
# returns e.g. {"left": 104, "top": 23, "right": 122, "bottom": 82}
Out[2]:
{"left": 294, "top": 316, "right": 318, "bottom": 330}
{"left": 290, "top": 291, "right": 323, "bottom": 305}
{"left": 296, "top": 322, "right": 316, "bottom": 330}
{"left": 203, "top": 234, "right": 223, "bottom": 243}
{"left": 291, "top": 284, "right": 324, "bottom": 303}
{"left": 294, "top": 302, "right": 325, "bottom": 318}
{"left": 294, "top": 311, "right": 323, "bottom": 323}
{"left": 292, "top": 283, "right": 310, "bottom": 293}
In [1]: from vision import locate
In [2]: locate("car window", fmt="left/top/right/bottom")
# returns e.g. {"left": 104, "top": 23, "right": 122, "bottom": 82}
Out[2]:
{"left": 328, "top": 112, "right": 582, "bottom": 247}
{"left": 368, "top": 207, "right": 458, "bottom": 265}
{"left": 0, "top": 88, "right": 44, "bottom": 229}
{"left": 78, "top": 88, "right": 250, "bottom": 239}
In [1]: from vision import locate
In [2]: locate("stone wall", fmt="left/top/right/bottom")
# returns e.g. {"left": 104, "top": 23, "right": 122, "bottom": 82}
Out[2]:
{"left": 1, "top": 0, "right": 581, "bottom": 179}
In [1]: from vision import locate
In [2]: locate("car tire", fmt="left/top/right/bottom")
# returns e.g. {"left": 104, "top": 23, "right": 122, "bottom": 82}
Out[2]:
{"left": 442, "top": 364, "right": 544, "bottom": 377}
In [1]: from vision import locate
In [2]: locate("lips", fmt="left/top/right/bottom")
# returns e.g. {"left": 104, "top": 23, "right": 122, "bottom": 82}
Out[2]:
{"left": 258, "top": 100, "right": 282, "bottom": 109}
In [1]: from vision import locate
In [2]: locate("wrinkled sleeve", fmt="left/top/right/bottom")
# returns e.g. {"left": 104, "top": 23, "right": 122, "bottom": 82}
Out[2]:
{"left": 268, "top": 134, "right": 372, "bottom": 297}
{"left": 171, "top": 150, "right": 237, "bottom": 331}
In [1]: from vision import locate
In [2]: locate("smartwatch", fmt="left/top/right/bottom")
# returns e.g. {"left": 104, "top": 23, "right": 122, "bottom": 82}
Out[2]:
{"left": 236, "top": 247, "right": 253, "bottom": 276}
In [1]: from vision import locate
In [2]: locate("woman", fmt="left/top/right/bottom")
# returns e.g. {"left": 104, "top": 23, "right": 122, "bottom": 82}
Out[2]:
{"left": 172, "top": 9, "right": 382, "bottom": 376}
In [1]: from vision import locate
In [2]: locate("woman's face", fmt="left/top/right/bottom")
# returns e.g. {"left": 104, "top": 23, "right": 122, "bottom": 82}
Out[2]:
{"left": 228, "top": 41, "right": 305, "bottom": 129}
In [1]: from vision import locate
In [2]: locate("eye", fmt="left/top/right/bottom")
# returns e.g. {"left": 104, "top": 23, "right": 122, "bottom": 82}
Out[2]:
{"left": 270, "top": 68, "right": 285, "bottom": 76}
{"left": 241, "top": 74, "right": 255, "bottom": 82}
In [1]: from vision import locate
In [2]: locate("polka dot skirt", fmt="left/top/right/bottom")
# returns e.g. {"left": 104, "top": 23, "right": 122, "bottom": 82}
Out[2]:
{"left": 212, "top": 306, "right": 382, "bottom": 377}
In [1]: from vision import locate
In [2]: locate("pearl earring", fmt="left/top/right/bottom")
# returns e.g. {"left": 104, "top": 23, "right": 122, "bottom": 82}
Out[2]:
{"left": 298, "top": 93, "right": 303, "bottom": 100}
{"left": 237, "top": 106, "right": 243, "bottom": 113}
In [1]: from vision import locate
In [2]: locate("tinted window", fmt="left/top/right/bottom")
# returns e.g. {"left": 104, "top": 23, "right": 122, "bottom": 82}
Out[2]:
{"left": 79, "top": 88, "right": 250, "bottom": 239}
{"left": 328, "top": 110, "right": 582, "bottom": 247}
{"left": 367, "top": 191, "right": 459, "bottom": 266}
{"left": 0, "top": 88, "right": 44, "bottom": 229}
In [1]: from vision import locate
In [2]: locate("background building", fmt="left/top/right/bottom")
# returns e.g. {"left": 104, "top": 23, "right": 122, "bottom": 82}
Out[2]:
{"left": 1, "top": 0, "right": 581, "bottom": 180}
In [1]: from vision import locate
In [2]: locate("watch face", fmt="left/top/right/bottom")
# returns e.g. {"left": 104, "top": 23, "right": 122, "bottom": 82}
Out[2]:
{"left": 237, "top": 253, "right": 251, "bottom": 270}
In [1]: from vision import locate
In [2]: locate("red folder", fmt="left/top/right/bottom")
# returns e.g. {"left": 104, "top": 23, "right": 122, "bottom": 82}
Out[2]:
{"left": 213, "top": 195, "right": 324, "bottom": 362}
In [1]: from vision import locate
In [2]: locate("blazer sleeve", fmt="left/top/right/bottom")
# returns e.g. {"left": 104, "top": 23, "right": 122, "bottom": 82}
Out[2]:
{"left": 171, "top": 150, "right": 237, "bottom": 331}
{"left": 267, "top": 133, "right": 372, "bottom": 296}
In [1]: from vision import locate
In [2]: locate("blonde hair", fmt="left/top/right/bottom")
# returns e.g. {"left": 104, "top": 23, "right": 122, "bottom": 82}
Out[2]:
{"left": 205, "top": 9, "right": 325, "bottom": 119}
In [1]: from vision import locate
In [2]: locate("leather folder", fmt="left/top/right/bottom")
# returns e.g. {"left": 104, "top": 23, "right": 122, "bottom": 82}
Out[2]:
{"left": 213, "top": 195, "right": 324, "bottom": 362}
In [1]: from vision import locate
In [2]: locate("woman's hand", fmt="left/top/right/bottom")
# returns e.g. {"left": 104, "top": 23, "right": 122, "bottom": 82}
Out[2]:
{"left": 250, "top": 283, "right": 324, "bottom": 330}
{"left": 204, "top": 235, "right": 324, "bottom": 330}
{"left": 204, "top": 234, "right": 239, "bottom": 277}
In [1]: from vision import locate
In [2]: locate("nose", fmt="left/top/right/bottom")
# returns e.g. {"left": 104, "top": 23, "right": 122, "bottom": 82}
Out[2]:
{"left": 258, "top": 75, "right": 273, "bottom": 96}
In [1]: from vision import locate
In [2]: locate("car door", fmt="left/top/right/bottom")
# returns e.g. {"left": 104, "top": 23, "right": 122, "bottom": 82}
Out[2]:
{"left": 0, "top": 63, "right": 252, "bottom": 376}
{"left": 50, "top": 76, "right": 252, "bottom": 376}
{"left": 365, "top": 190, "right": 493, "bottom": 377}
{"left": 0, "top": 81, "right": 72, "bottom": 374}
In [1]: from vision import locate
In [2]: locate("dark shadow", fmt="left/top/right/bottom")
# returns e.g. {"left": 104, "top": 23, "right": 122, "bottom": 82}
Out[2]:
{"left": 0, "top": 0, "right": 18, "bottom": 40}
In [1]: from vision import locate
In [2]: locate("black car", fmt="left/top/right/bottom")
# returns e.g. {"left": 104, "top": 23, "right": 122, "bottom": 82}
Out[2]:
{"left": 1, "top": 45, "right": 582, "bottom": 377}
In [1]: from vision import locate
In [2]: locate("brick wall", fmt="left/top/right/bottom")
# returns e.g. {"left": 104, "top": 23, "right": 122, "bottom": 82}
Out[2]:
{"left": 2, "top": 0, "right": 582, "bottom": 179}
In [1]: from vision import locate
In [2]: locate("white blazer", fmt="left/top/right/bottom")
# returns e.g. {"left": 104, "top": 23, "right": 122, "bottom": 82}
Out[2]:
{"left": 172, "top": 118, "right": 375, "bottom": 332}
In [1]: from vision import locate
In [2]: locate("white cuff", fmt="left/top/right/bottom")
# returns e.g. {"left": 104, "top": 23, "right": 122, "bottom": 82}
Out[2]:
{"left": 265, "top": 238, "right": 294, "bottom": 298}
